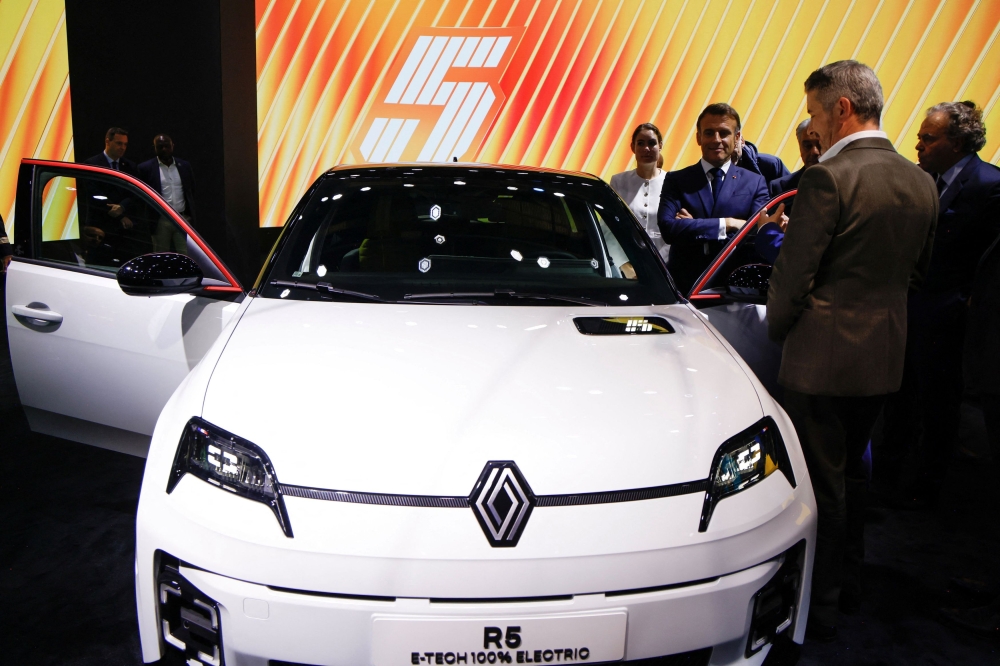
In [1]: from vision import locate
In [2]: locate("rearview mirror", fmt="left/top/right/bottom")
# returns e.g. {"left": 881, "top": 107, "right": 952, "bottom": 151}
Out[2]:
{"left": 117, "top": 253, "right": 203, "bottom": 296}
{"left": 727, "top": 264, "right": 772, "bottom": 304}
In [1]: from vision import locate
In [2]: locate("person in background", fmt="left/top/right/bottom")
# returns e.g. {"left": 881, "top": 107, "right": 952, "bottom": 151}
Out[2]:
{"left": 878, "top": 101, "right": 1000, "bottom": 508}
{"left": 940, "top": 228, "right": 1000, "bottom": 637}
{"left": 732, "top": 135, "right": 789, "bottom": 188}
{"left": 1, "top": 212, "right": 11, "bottom": 272}
{"left": 610, "top": 123, "right": 669, "bottom": 262}
{"left": 83, "top": 127, "right": 137, "bottom": 176}
{"left": 657, "top": 103, "right": 770, "bottom": 294}
{"left": 770, "top": 119, "right": 823, "bottom": 196}
{"left": 138, "top": 134, "right": 197, "bottom": 252}
{"left": 754, "top": 119, "right": 824, "bottom": 263}
{"left": 766, "top": 60, "right": 937, "bottom": 642}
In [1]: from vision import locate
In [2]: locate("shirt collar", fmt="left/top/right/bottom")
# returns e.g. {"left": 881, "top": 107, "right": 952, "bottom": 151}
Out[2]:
{"left": 103, "top": 151, "right": 117, "bottom": 165}
{"left": 700, "top": 158, "right": 731, "bottom": 175}
{"left": 938, "top": 153, "right": 974, "bottom": 188}
{"left": 818, "top": 130, "right": 887, "bottom": 163}
{"left": 157, "top": 157, "right": 176, "bottom": 168}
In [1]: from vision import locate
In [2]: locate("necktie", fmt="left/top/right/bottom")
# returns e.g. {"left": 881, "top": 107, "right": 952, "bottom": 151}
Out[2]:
{"left": 111, "top": 160, "right": 119, "bottom": 171}
{"left": 936, "top": 175, "right": 947, "bottom": 196}
{"left": 710, "top": 167, "right": 725, "bottom": 203}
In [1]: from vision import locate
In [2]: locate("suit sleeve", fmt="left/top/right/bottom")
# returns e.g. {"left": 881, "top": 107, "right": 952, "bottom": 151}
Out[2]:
{"left": 754, "top": 223, "right": 783, "bottom": 264}
{"left": 766, "top": 164, "right": 839, "bottom": 342}
{"left": 749, "top": 176, "right": 771, "bottom": 221}
{"left": 657, "top": 176, "right": 724, "bottom": 242}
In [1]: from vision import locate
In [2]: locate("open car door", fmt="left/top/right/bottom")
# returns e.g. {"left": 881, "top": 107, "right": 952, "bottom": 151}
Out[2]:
{"left": 686, "top": 190, "right": 797, "bottom": 402}
{"left": 5, "top": 159, "right": 243, "bottom": 456}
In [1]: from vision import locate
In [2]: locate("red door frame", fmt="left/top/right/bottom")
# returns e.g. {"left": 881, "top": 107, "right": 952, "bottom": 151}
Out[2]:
{"left": 22, "top": 158, "right": 243, "bottom": 293}
{"left": 686, "top": 188, "right": 797, "bottom": 302}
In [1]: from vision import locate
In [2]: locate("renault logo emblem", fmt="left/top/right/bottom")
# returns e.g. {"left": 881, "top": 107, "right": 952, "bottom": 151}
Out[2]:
{"left": 470, "top": 461, "right": 535, "bottom": 547}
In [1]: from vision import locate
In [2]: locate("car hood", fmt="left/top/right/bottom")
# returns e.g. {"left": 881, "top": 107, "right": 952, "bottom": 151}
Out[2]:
{"left": 201, "top": 298, "right": 763, "bottom": 496}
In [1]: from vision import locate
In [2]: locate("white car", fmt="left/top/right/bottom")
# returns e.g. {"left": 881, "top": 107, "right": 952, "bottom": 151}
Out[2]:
{"left": 6, "top": 160, "right": 815, "bottom": 666}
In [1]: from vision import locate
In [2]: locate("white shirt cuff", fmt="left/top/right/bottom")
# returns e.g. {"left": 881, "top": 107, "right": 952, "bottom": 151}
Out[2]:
{"left": 718, "top": 218, "right": 727, "bottom": 240}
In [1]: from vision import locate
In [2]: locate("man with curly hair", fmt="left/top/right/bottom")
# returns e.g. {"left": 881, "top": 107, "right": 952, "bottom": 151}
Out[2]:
{"left": 879, "top": 101, "right": 1000, "bottom": 509}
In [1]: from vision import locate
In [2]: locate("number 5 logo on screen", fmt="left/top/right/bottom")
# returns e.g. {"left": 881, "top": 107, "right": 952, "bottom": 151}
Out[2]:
{"left": 352, "top": 27, "right": 524, "bottom": 163}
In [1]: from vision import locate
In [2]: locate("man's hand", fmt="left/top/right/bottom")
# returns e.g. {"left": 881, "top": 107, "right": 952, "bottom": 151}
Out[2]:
{"left": 1, "top": 255, "right": 11, "bottom": 273}
{"left": 120, "top": 216, "right": 134, "bottom": 230}
{"left": 107, "top": 203, "right": 124, "bottom": 218}
{"left": 725, "top": 218, "right": 747, "bottom": 233}
{"left": 675, "top": 208, "right": 693, "bottom": 219}
{"left": 757, "top": 203, "right": 787, "bottom": 232}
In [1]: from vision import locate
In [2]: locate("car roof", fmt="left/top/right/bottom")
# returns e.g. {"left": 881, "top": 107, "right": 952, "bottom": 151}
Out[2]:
{"left": 323, "top": 163, "right": 601, "bottom": 181}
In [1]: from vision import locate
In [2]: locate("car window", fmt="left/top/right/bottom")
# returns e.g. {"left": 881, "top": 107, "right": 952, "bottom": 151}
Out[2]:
{"left": 36, "top": 172, "right": 190, "bottom": 274}
{"left": 261, "top": 168, "right": 677, "bottom": 305}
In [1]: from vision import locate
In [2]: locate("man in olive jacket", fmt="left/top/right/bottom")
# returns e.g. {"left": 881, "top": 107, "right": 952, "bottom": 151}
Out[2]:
{"left": 766, "top": 61, "right": 937, "bottom": 640}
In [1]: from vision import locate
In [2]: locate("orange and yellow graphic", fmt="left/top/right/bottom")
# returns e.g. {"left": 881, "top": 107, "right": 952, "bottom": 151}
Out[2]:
{"left": 259, "top": 0, "right": 998, "bottom": 228}
{"left": 0, "top": 0, "right": 74, "bottom": 239}
{"left": 353, "top": 27, "right": 524, "bottom": 163}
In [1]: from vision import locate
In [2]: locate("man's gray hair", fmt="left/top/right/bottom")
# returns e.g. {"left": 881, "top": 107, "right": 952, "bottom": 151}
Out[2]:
{"left": 795, "top": 118, "right": 811, "bottom": 140}
{"left": 804, "top": 60, "right": 883, "bottom": 123}
{"left": 927, "top": 100, "right": 986, "bottom": 153}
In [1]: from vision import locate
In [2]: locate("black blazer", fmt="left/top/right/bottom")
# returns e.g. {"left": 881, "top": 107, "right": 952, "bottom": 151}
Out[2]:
{"left": 82, "top": 152, "right": 138, "bottom": 177}
{"left": 137, "top": 157, "right": 197, "bottom": 221}
{"left": 657, "top": 162, "right": 769, "bottom": 293}
{"left": 769, "top": 168, "right": 804, "bottom": 197}
{"left": 921, "top": 154, "right": 1000, "bottom": 296}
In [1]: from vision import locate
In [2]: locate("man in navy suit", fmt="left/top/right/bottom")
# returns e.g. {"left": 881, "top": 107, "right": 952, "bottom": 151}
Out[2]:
{"left": 769, "top": 119, "right": 823, "bottom": 196}
{"left": 657, "top": 103, "right": 770, "bottom": 294}
{"left": 79, "top": 127, "right": 139, "bottom": 236}
{"left": 878, "top": 101, "right": 1000, "bottom": 506}
{"left": 138, "top": 135, "right": 198, "bottom": 251}
{"left": 82, "top": 127, "right": 138, "bottom": 175}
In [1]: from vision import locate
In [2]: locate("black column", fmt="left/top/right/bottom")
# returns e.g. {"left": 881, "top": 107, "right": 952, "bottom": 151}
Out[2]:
{"left": 64, "top": 0, "right": 259, "bottom": 286}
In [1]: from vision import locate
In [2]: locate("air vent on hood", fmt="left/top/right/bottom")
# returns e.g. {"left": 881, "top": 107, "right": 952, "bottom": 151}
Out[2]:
{"left": 573, "top": 316, "right": 674, "bottom": 335}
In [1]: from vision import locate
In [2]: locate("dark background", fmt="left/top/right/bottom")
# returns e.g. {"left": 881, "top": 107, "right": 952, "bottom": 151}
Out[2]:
{"left": 63, "top": 0, "right": 265, "bottom": 287}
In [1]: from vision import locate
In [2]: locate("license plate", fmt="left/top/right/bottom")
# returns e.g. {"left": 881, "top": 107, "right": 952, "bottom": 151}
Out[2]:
{"left": 372, "top": 612, "right": 627, "bottom": 666}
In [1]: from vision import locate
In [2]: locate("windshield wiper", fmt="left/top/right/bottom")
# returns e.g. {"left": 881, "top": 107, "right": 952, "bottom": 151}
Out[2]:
{"left": 403, "top": 289, "right": 607, "bottom": 307}
{"left": 269, "top": 280, "right": 388, "bottom": 302}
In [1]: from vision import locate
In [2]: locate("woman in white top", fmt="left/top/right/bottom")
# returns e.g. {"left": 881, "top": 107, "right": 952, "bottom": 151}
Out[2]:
{"left": 609, "top": 123, "right": 668, "bottom": 262}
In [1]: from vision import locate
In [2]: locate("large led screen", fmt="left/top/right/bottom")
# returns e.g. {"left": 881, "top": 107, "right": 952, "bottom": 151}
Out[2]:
{"left": 256, "top": 0, "right": 1000, "bottom": 228}
{"left": 0, "top": 0, "right": 74, "bottom": 240}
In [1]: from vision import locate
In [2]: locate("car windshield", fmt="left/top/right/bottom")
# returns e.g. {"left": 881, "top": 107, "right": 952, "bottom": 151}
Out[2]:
{"left": 259, "top": 167, "right": 677, "bottom": 305}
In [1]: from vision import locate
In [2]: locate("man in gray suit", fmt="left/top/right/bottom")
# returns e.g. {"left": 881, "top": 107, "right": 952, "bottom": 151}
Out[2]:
{"left": 765, "top": 61, "right": 937, "bottom": 640}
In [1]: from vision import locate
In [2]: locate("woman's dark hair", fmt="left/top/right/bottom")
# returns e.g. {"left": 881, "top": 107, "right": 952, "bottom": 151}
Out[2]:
{"left": 631, "top": 122, "right": 662, "bottom": 145}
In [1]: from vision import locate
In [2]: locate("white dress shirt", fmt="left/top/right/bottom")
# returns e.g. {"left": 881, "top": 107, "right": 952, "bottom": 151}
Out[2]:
{"left": 818, "top": 130, "right": 888, "bottom": 163}
{"left": 609, "top": 168, "right": 668, "bottom": 260}
{"left": 158, "top": 158, "right": 187, "bottom": 214}
{"left": 700, "top": 159, "right": 731, "bottom": 240}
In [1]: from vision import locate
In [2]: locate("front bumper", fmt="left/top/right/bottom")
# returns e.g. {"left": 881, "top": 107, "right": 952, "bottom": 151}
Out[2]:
{"left": 151, "top": 546, "right": 802, "bottom": 666}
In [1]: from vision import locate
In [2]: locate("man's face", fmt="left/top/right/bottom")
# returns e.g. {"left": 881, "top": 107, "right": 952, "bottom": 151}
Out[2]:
{"left": 696, "top": 114, "right": 739, "bottom": 167}
{"left": 805, "top": 90, "right": 836, "bottom": 152}
{"left": 631, "top": 129, "right": 661, "bottom": 166}
{"left": 798, "top": 129, "right": 822, "bottom": 168}
{"left": 105, "top": 133, "right": 128, "bottom": 160}
{"left": 915, "top": 112, "right": 962, "bottom": 174}
{"left": 154, "top": 136, "right": 174, "bottom": 161}
{"left": 81, "top": 226, "right": 105, "bottom": 248}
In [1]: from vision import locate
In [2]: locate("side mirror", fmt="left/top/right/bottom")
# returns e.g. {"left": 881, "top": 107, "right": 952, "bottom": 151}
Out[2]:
{"left": 727, "top": 263, "right": 772, "bottom": 304}
{"left": 117, "top": 252, "right": 203, "bottom": 296}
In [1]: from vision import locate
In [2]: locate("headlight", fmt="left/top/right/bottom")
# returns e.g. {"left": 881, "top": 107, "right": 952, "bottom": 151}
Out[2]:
{"left": 167, "top": 417, "right": 293, "bottom": 537}
{"left": 699, "top": 417, "right": 795, "bottom": 532}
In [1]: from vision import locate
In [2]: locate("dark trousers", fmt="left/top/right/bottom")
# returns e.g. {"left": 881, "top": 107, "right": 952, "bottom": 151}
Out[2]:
{"left": 878, "top": 291, "right": 967, "bottom": 492}
{"left": 784, "top": 390, "right": 886, "bottom": 627}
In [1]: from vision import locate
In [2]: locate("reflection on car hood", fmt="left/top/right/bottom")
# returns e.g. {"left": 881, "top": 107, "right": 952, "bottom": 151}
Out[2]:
{"left": 201, "top": 299, "right": 762, "bottom": 496}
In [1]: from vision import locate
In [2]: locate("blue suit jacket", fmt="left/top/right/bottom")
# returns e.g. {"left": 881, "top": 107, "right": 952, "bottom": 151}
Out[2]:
{"left": 922, "top": 154, "right": 1000, "bottom": 296}
{"left": 768, "top": 168, "right": 804, "bottom": 197}
{"left": 739, "top": 141, "right": 789, "bottom": 186}
{"left": 657, "top": 162, "right": 770, "bottom": 293}
{"left": 137, "top": 157, "right": 198, "bottom": 221}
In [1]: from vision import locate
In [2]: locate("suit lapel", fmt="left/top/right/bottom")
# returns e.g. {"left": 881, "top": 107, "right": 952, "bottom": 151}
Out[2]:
{"left": 691, "top": 167, "right": 714, "bottom": 217}
{"left": 939, "top": 155, "right": 979, "bottom": 212}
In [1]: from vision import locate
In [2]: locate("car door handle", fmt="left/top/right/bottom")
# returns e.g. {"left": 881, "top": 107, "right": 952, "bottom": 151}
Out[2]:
{"left": 12, "top": 304, "right": 64, "bottom": 324}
